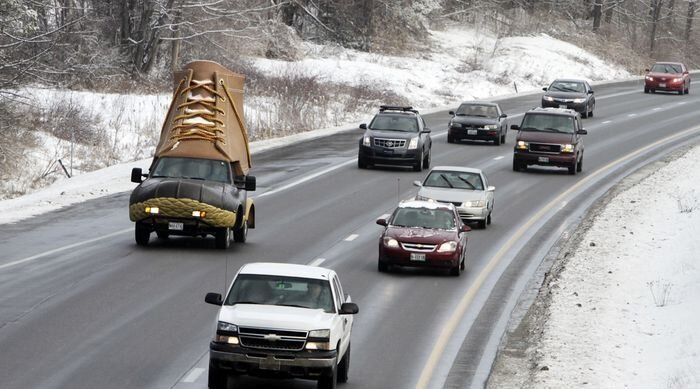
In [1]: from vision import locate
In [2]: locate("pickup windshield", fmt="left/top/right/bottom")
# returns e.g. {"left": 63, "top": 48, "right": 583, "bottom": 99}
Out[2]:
{"left": 226, "top": 275, "right": 335, "bottom": 313}
{"left": 151, "top": 157, "right": 231, "bottom": 183}
{"left": 520, "top": 114, "right": 575, "bottom": 134}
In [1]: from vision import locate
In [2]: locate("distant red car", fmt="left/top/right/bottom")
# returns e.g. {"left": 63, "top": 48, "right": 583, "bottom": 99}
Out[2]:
{"left": 644, "top": 62, "right": 690, "bottom": 95}
{"left": 376, "top": 200, "right": 470, "bottom": 276}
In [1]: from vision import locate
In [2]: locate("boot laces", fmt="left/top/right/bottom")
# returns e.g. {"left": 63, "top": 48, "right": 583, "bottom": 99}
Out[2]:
{"left": 171, "top": 79, "right": 226, "bottom": 144}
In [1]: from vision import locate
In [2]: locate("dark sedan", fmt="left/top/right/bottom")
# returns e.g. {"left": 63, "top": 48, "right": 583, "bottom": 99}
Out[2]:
{"left": 541, "top": 79, "right": 595, "bottom": 118}
{"left": 376, "top": 200, "right": 470, "bottom": 276}
{"left": 447, "top": 102, "right": 508, "bottom": 145}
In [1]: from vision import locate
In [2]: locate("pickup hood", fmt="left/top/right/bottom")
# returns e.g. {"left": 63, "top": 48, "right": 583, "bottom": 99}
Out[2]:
{"left": 450, "top": 116, "right": 499, "bottom": 126}
{"left": 219, "top": 304, "right": 335, "bottom": 332}
{"left": 367, "top": 130, "right": 417, "bottom": 140}
{"left": 517, "top": 131, "right": 575, "bottom": 144}
{"left": 418, "top": 187, "right": 486, "bottom": 203}
{"left": 129, "top": 177, "right": 239, "bottom": 212}
{"left": 543, "top": 91, "right": 587, "bottom": 99}
{"left": 385, "top": 226, "right": 458, "bottom": 244}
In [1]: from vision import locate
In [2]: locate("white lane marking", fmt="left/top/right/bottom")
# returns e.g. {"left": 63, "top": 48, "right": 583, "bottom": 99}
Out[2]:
{"left": 307, "top": 258, "right": 326, "bottom": 267}
{"left": 597, "top": 89, "right": 641, "bottom": 100}
{"left": 257, "top": 158, "right": 357, "bottom": 198}
{"left": 653, "top": 107, "right": 662, "bottom": 111}
{"left": 678, "top": 102, "right": 687, "bottom": 105}
{"left": 182, "top": 367, "right": 205, "bottom": 383}
{"left": 344, "top": 234, "right": 359, "bottom": 242}
{"left": 493, "top": 156, "right": 504, "bottom": 160}
{"left": 628, "top": 113, "right": 637, "bottom": 117}
{"left": 0, "top": 228, "right": 132, "bottom": 271}
{"left": 602, "top": 120, "right": 612, "bottom": 124}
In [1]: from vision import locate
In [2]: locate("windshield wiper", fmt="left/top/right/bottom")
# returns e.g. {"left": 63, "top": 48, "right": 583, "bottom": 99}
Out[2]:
{"left": 182, "top": 176, "right": 205, "bottom": 180}
{"left": 276, "top": 303, "right": 310, "bottom": 309}
{"left": 520, "top": 126, "right": 540, "bottom": 132}
{"left": 456, "top": 177, "right": 476, "bottom": 189}
{"left": 233, "top": 300, "right": 263, "bottom": 305}
{"left": 544, "top": 127, "right": 572, "bottom": 133}
{"left": 439, "top": 174, "right": 454, "bottom": 188}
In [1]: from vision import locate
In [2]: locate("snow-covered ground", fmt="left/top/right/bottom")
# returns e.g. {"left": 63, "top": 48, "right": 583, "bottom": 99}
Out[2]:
{"left": 3, "top": 27, "right": 629, "bottom": 200}
{"left": 487, "top": 145, "right": 700, "bottom": 389}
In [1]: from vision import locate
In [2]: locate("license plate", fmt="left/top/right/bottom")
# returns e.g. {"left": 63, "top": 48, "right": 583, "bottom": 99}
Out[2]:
{"left": 538, "top": 156, "right": 549, "bottom": 163}
{"left": 467, "top": 129, "right": 478, "bottom": 135}
{"left": 659, "top": 83, "right": 666, "bottom": 88}
{"left": 260, "top": 357, "right": 280, "bottom": 371}
{"left": 168, "top": 222, "right": 184, "bottom": 231}
{"left": 559, "top": 104, "right": 567, "bottom": 109}
{"left": 410, "top": 253, "right": 426, "bottom": 262}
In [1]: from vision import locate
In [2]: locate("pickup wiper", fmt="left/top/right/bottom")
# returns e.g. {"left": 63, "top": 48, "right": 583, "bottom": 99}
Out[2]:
{"left": 233, "top": 300, "right": 263, "bottom": 305}
{"left": 182, "top": 176, "right": 205, "bottom": 180}
{"left": 520, "top": 126, "right": 540, "bottom": 132}
{"left": 150, "top": 175, "right": 172, "bottom": 178}
{"left": 276, "top": 303, "right": 310, "bottom": 309}
{"left": 544, "top": 127, "right": 572, "bottom": 133}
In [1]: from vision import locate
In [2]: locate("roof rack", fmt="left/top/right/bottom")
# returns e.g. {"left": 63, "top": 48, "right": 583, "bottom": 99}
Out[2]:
{"left": 379, "top": 105, "right": 419, "bottom": 114}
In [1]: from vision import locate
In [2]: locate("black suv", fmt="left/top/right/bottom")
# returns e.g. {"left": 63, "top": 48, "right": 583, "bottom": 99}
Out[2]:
{"left": 358, "top": 105, "right": 432, "bottom": 171}
{"left": 511, "top": 107, "right": 587, "bottom": 175}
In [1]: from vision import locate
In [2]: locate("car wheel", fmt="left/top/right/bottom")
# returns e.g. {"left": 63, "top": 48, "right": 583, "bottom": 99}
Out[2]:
{"left": 208, "top": 361, "right": 228, "bottom": 389}
{"left": 318, "top": 366, "right": 337, "bottom": 389}
{"left": 678, "top": 88, "right": 684, "bottom": 95}
{"left": 424, "top": 149, "right": 431, "bottom": 169}
{"left": 494, "top": 134, "right": 501, "bottom": 146}
{"left": 477, "top": 219, "right": 487, "bottom": 229}
{"left": 651, "top": 89, "right": 655, "bottom": 93}
{"left": 233, "top": 221, "right": 248, "bottom": 243}
{"left": 447, "top": 135, "right": 455, "bottom": 143}
{"left": 501, "top": 133, "right": 506, "bottom": 144}
{"left": 644, "top": 87, "right": 649, "bottom": 93}
{"left": 449, "top": 262, "right": 461, "bottom": 276}
{"left": 413, "top": 151, "right": 424, "bottom": 172}
{"left": 568, "top": 160, "right": 578, "bottom": 175}
{"left": 358, "top": 156, "right": 368, "bottom": 169}
{"left": 378, "top": 259, "right": 389, "bottom": 273}
{"left": 460, "top": 254, "right": 466, "bottom": 271}
{"left": 582, "top": 108, "right": 588, "bottom": 118}
{"left": 156, "top": 230, "right": 169, "bottom": 240}
{"left": 577, "top": 156, "right": 583, "bottom": 172}
{"left": 135, "top": 223, "right": 150, "bottom": 246}
{"left": 215, "top": 227, "right": 231, "bottom": 249}
{"left": 337, "top": 343, "right": 350, "bottom": 383}
{"left": 487, "top": 212, "right": 492, "bottom": 225}
{"left": 588, "top": 105, "right": 594, "bottom": 117}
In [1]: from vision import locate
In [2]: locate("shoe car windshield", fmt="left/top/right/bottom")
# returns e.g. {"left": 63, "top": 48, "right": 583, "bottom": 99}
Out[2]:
{"left": 225, "top": 274, "right": 335, "bottom": 313}
{"left": 454, "top": 104, "right": 498, "bottom": 118}
{"left": 520, "top": 114, "right": 575, "bottom": 134}
{"left": 390, "top": 207, "right": 457, "bottom": 230}
{"left": 548, "top": 81, "right": 585, "bottom": 93}
{"left": 150, "top": 157, "right": 232, "bottom": 183}
{"left": 369, "top": 115, "right": 418, "bottom": 132}
{"left": 423, "top": 170, "right": 484, "bottom": 190}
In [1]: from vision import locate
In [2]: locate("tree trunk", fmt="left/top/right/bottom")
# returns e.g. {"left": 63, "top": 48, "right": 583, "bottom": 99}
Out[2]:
{"left": 649, "top": 0, "right": 665, "bottom": 54}
{"left": 686, "top": 0, "right": 696, "bottom": 41}
{"left": 604, "top": 0, "right": 615, "bottom": 23}
{"left": 593, "top": 0, "right": 603, "bottom": 31}
{"left": 170, "top": 6, "right": 182, "bottom": 74}
{"left": 120, "top": 0, "right": 131, "bottom": 46}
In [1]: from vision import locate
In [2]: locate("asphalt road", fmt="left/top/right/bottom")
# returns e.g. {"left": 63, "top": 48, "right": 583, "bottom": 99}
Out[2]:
{"left": 1, "top": 78, "right": 700, "bottom": 389}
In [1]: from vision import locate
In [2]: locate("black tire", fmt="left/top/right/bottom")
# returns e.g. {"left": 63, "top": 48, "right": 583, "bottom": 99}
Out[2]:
{"left": 512, "top": 159, "right": 519, "bottom": 172}
{"left": 568, "top": 160, "right": 578, "bottom": 175}
{"left": 651, "top": 89, "right": 655, "bottom": 93}
{"left": 215, "top": 228, "right": 231, "bottom": 249}
{"left": 424, "top": 149, "right": 431, "bottom": 169}
{"left": 582, "top": 109, "right": 588, "bottom": 118}
{"left": 156, "top": 230, "right": 169, "bottom": 240}
{"left": 318, "top": 366, "right": 337, "bottom": 389}
{"left": 233, "top": 221, "right": 248, "bottom": 243}
{"left": 685, "top": 86, "right": 690, "bottom": 94}
{"left": 501, "top": 133, "right": 506, "bottom": 144}
{"left": 494, "top": 134, "right": 501, "bottom": 146}
{"left": 577, "top": 156, "right": 583, "bottom": 172}
{"left": 477, "top": 219, "right": 487, "bottom": 229}
{"left": 460, "top": 255, "right": 466, "bottom": 271}
{"left": 378, "top": 259, "right": 389, "bottom": 273}
{"left": 588, "top": 106, "right": 594, "bottom": 117}
{"left": 135, "top": 223, "right": 150, "bottom": 246}
{"left": 449, "top": 263, "right": 461, "bottom": 276}
{"left": 487, "top": 212, "right": 492, "bottom": 225}
{"left": 644, "top": 87, "right": 649, "bottom": 93}
{"left": 358, "top": 156, "right": 368, "bottom": 169}
{"left": 413, "top": 151, "right": 424, "bottom": 172}
{"left": 447, "top": 135, "right": 455, "bottom": 144}
{"left": 679, "top": 88, "right": 684, "bottom": 95}
{"left": 208, "top": 362, "right": 228, "bottom": 389}
{"left": 337, "top": 344, "right": 350, "bottom": 383}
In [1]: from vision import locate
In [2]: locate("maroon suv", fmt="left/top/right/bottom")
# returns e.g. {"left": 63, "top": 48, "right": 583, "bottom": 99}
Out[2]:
{"left": 644, "top": 62, "right": 690, "bottom": 95}
{"left": 376, "top": 200, "right": 470, "bottom": 276}
{"left": 511, "top": 108, "right": 587, "bottom": 175}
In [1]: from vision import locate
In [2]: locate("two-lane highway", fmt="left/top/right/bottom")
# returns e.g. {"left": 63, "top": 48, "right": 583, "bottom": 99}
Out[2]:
{"left": 1, "top": 77, "right": 699, "bottom": 389}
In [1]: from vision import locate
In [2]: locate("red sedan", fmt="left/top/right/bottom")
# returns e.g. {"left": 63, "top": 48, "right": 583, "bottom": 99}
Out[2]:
{"left": 644, "top": 62, "right": 691, "bottom": 95}
{"left": 376, "top": 200, "right": 470, "bottom": 276}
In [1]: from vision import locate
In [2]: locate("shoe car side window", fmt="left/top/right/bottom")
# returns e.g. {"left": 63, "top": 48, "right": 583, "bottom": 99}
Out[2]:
{"left": 369, "top": 115, "right": 419, "bottom": 132}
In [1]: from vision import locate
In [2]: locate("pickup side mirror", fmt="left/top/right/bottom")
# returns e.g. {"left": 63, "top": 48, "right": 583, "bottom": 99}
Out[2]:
{"left": 131, "top": 167, "right": 144, "bottom": 183}
{"left": 234, "top": 175, "right": 256, "bottom": 191}
{"left": 461, "top": 224, "right": 472, "bottom": 233}
{"left": 577, "top": 129, "right": 588, "bottom": 135}
{"left": 359, "top": 123, "right": 367, "bottom": 130}
{"left": 376, "top": 218, "right": 388, "bottom": 226}
{"left": 340, "top": 302, "right": 359, "bottom": 315}
{"left": 413, "top": 180, "right": 422, "bottom": 187}
{"left": 205, "top": 292, "right": 223, "bottom": 306}
{"left": 542, "top": 87, "right": 548, "bottom": 91}
{"left": 487, "top": 186, "right": 495, "bottom": 192}
{"left": 510, "top": 124, "right": 520, "bottom": 130}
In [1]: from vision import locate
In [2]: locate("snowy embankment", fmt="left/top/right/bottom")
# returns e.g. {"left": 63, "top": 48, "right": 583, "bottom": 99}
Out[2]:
{"left": 487, "top": 145, "right": 700, "bottom": 389}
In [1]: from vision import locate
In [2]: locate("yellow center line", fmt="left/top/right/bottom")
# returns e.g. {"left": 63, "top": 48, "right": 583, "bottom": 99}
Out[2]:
{"left": 415, "top": 125, "right": 700, "bottom": 389}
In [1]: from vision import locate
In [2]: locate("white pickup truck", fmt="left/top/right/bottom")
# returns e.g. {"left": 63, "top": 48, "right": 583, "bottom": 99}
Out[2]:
{"left": 205, "top": 262, "right": 359, "bottom": 389}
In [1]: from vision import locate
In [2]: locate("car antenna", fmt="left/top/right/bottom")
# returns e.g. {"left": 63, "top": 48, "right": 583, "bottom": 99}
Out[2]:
{"left": 397, "top": 178, "right": 401, "bottom": 203}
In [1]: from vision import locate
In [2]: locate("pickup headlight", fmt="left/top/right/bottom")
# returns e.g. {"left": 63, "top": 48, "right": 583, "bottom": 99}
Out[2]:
{"left": 572, "top": 98, "right": 586, "bottom": 103}
{"left": 516, "top": 140, "right": 529, "bottom": 150}
{"left": 215, "top": 321, "right": 239, "bottom": 344}
{"left": 543, "top": 96, "right": 554, "bottom": 102}
{"left": 363, "top": 135, "right": 371, "bottom": 146}
{"left": 217, "top": 322, "right": 238, "bottom": 332}
{"left": 561, "top": 143, "right": 575, "bottom": 153}
{"left": 437, "top": 241, "right": 457, "bottom": 253}
{"left": 484, "top": 124, "right": 498, "bottom": 130}
{"left": 306, "top": 329, "right": 332, "bottom": 350}
{"left": 407, "top": 137, "right": 419, "bottom": 150}
{"left": 462, "top": 200, "right": 486, "bottom": 207}
{"left": 383, "top": 237, "right": 399, "bottom": 248}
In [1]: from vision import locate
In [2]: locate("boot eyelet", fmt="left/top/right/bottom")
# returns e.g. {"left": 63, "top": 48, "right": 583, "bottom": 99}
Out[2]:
{"left": 219, "top": 79, "right": 225, "bottom": 85}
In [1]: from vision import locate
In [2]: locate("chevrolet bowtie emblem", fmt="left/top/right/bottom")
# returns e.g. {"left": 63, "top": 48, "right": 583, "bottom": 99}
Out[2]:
{"left": 264, "top": 334, "right": 282, "bottom": 342}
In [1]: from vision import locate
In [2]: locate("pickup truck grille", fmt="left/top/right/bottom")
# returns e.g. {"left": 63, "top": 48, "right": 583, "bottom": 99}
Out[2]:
{"left": 401, "top": 242, "right": 437, "bottom": 252}
{"left": 529, "top": 143, "right": 561, "bottom": 154}
{"left": 238, "top": 327, "right": 308, "bottom": 351}
{"left": 374, "top": 138, "right": 406, "bottom": 148}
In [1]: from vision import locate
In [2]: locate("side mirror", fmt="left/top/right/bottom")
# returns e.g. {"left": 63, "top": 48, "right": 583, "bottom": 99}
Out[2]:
{"left": 500, "top": 114, "right": 508, "bottom": 118}
{"left": 577, "top": 129, "right": 588, "bottom": 135}
{"left": 542, "top": 87, "right": 548, "bottom": 91}
{"left": 340, "top": 302, "right": 359, "bottom": 315}
{"left": 645, "top": 68, "right": 650, "bottom": 72}
{"left": 588, "top": 90, "right": 594, "bottom": 94}
{"left": 205, "top": 292, "right": 223, "bottom": 306}
{"left": 376, "top": 218, "right": 388, "bottom": 226}
{"left": 461, "top": 224, "right": 472, "bottom": 233}
{"left": 245, "top": 175, "right": 256, "bottom": 191}
{"left": 131, "top": 167, "right": 143, "bottom": 183}
{"left": 413, "top": 180, "right": 422, "bottom": 187}
{"left": 487, "top": 186, "right": 495, "bottom": 192}
{"left": 422, "top": 128, "right": 432, "bottom": 133}
{"left": 359, "top": 123, "right": 367, "bottom": 130}
{"left": 449, "top": 111, "right": 455, "bottom": 115}
{"left": 683, "top": 71, "right": 689, "bottom": 75}
{"left": 510, "top": 124, "right": 520, "bottom": 130}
